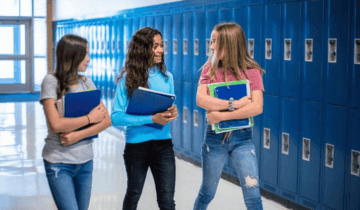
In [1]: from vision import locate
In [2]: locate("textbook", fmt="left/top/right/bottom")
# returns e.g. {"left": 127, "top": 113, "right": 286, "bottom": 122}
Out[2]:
{"left": 207, "top": 80, "right": 253, "bottom": 134}
{"left": 126, "top": 87, "right": 176, "bottom": 129}
{"left": 56, "top": 89, "right": 101, "bottom": 140}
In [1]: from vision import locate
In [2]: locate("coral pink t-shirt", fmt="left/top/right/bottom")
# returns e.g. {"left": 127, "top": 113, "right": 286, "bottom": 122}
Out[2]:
{"left": 199, "top": 65, "right": 264, "bottom": 95}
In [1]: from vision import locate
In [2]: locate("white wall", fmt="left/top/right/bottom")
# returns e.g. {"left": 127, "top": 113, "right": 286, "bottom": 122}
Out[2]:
{"left": 53, "top": 0, "right": 183, "bottom": 21}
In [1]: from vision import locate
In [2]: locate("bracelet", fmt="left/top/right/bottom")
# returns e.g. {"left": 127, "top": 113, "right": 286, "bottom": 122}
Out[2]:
{"left": 86, "top": 115, "right": 91, "bottom": 124}
{"left": 229, "top": 97, "right": 234, "bottom": 111}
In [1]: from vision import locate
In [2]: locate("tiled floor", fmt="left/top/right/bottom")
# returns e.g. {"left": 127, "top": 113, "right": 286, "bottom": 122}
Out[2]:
{"left": 0, "top": 102, "right": 290, "bottom": 210}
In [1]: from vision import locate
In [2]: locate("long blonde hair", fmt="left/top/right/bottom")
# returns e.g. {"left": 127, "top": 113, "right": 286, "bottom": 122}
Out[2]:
{"left": 201, "top": 22, "right": 264, "bottom": 83}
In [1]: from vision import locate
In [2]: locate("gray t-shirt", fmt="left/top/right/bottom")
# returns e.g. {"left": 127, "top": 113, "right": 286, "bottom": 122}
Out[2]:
{"left": 40, "top": 74, "right": 97, "bottom": 164}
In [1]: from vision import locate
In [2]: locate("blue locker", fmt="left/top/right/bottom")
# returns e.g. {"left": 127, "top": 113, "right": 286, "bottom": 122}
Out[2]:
{"left": 302, "top": 0, "right": 324, "bottom": 103}
{"left": 154, "top": 11, "right": 164, "bottom": 34}
{"left": 94, "top": 22, "right": 102, "bottom": 89}
{"left": 279, "top": 98, "right": 299, "bottom": 200}
{"left": 191, "top": 86, "right": 205, "bottom": 161}
{"left": 282, "top": 2, "right": 301, "bottom": 99}
{"left": 192, "top": 5, "right": 206, "bottom": 84}
{"left": 163, "top": 11, "right": 172, "bottom": 74}
{"left": 100, "top": 23, "right": 106, "bottom": 100}
{"left": 139, "top": 17, "right": 146, "bottom": 28}
{"left": 172, "top": 80, "right": 183, "bottom": 149}
{"left": 115, "top": 17, "right": 124, "bottom": 74}
{"left": 260, "top": 94, "right": 280, "bottom": 193}
{"left": 146, "top": 15, "right": 154, "bottom": 27}
{"left": 182, "top": 82, "right": 193, "bottom": 153}
{"left": 124, "top": 18, "right": 132, "bottom": 55}
{"left": 109, "top": 19, "right": 116, "bottom": 100}
{"left": 323, "top": 105, "right": 347, "bottom": 210}
{"left": 348, "top": 109, "right": 360, "bottom": 210}
{"left": 299, "top": 101, "right": 322, "bottom": 209}
{"left": 264, "top": 4, "right": 281, "bottom": 96}
{"left": 233, "top": 6, "right": 247, "bottom": 37}
{"left": 351, "top": 0, "right": 360, "bottom": 109}
{"left": 205, "top": 4, "right": 218, "bottom": 37}
{"left": 172, "top": 10, "right": 183, "bottom": 81}
{"left": 219, "top": 2, "right": 232, "bottom": 22}
{"left": 132, "top": 17, "right": 139, "bottom": 35}
{"left": 182, "top": 8, "right": 193, "bottom": 82}
{"left": 326, "top": 0, "right": 349, "bottom": 106}
{"left": 104, "top": 22, "right": 110, "bottom": 100}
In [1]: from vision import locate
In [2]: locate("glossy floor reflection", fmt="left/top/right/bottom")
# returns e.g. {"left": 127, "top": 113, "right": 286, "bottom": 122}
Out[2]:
{"left": 0, "top": 102, "right": 290, "bottom": 210}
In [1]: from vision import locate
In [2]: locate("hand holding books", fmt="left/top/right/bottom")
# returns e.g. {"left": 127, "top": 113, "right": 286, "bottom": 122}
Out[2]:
{"left": 152, "top": 105, "right": 178, "bottom": 125}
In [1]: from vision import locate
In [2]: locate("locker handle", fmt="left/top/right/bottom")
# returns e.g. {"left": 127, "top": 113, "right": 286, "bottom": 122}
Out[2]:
{"left": 351, "top": 150, "right": 360, "bottom": 176}
{"left": 355, "top": 39, "right": 360, "bottom": 64}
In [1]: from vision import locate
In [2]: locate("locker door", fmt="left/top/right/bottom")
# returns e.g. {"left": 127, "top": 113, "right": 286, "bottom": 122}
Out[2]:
{"left": 348, "top": 109, "right": 360, "bottom": 210}
{"left": 233, "top": 7, "right": 247, "bottom": 37}
{"left": 163, "top": 12, "right": 172, "bottom": 74}
{"left": 100, "top": 23, "right": 106, "bottom": 100}
{"left": 205, "top": 3, "right": 218, "bottom": 64}
{"left": 139, "top": 17, "right": 146, "bottom": 28}
{"left": 300, "top": 101, "right": 322, "bottom": 209}
{"left": 302, "top": 0, "right": 324, "bottom": 103}
{"left": 260, "top": 95, "right": 280, "bottom": 193}
{"left": 95, "top": 22, "right": 101, "bottom": 89}
{"left": 124, "top": 18, "right": 132, "bottom": 54}
{"left": 282, "top": 2, "right": 301, "bottom": 99}
{"left": 182, "top": 82, "right": 193, "bottom": 153}
{"left": 326, "top": 0, "right": 349, "bottom": 106}
{"left": 173, "top": 80, "right": 183, "bottom": 149}
{"left": 192, "top": 6, "right": 206, "bottom": 160}
{"left": 280, "top": 98, "right": 299, "bottom": 201}
{"left": 219, "top": 2, "right": 232, "bottom": 22}
{"left": 323, "top": 105, "right": 347, "bottom": 210}
{"left": 154, "top": 12, "right": 164, "bottom": 34}
{"left": 132, "top": 17, "right": 139, "bottom": 35}
{"left": 182, "top": 9, "right": 193, "bottom": 82}
{"left": 109, "top": 19, "right": 116, "bottom": 100}
{"left": 249, "top": 5, "right": 263, "bottom": 167}
{"left": 104, "top": 22, "right": 110, "bottom": 100}
{"left": 264, "top": 4, "right": 281, "bottom": 96}
{"left": 351, "top": 0, "right": 360, "bottom": 109}
{"left": 146, "top": 15, "right": 154, "bottom": 28}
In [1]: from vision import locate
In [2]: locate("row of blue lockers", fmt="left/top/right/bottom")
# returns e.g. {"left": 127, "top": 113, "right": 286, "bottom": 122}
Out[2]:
{"left": 53, "top": 0, "right": 360, "bottom": 210}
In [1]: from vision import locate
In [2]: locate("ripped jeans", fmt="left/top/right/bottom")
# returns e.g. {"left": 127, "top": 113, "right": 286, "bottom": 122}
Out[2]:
{"left": 43, "top": 159, "right": 93, "bottom": 210}
{"left": 193, "top": 125, "right": 263, "bottom": 210}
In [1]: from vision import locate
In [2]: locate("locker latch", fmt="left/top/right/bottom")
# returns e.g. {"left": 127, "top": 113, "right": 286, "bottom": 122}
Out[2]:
{"left": 112, "top": 41, "right": 116, "bottom": 52}
{"left": 183, "top": 38, "right": 188, "bottom": 55}
{"left": 164, "top": 40, "right": 168, "bottom": 55}
{"left": 351, "top": 150, "right": 360, "bottom": 176}
{"left": 173, "top": 39, "right": 178, "bottom": 55}
{"left": 284, "top": 39, "right": 291, "bottom": 61}
{"left": 248, "top": 39, "right": 254, "bottom": 59}
{"left": 183, "top": 107, "right": 188, "bottom": 123}
{"left": 206, "top": 38, "right": 211, "bottom": 56}
{"left": 302, "top": 138, "right": 311, "bottom": 161}
{"left": 193, "top": 109, "right": 199, "bottom": 127}
{"left": 305, "top": 39, "right": 313, "bottom": 62}
{"left": 354, "top": 39, "right": 360, "bottom": 65}
{"left": 194, "top": 39, "right": 199, "bottom": 56}
{"left": 263, "top": 128, "right": 270, "bottom": 149}
{"left": 325, "top": 144, "right": 334, "bottom": 168}
{"left": 265, "top": 39, "right": 272, "bottom": 60}
{"left": 328, "top": 39, "right": 337, "bottom": 63}
{"left": 282, "top": 133, "right": 289, "bottom": 155}
{"left": 118, "top": 40, "right": 121, "bottom": 52}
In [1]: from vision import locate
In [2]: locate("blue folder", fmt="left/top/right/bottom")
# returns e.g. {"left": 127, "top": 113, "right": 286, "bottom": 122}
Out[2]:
{"left": 64, "top": 90, "right": 101, "bottom": 140}
{"left": 214, "top": 84, "right": 252, "bottom": 129}
{"left": 126, "top": 87, "right": 176, "bottom": 129}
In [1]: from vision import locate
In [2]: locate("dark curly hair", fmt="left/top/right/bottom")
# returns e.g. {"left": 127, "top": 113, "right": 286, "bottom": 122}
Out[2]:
{"left": 117, "top": 27, "right": 168, "bottom": 98}
{"left": 54, "top": 34, "right": 88, "bottom": 99}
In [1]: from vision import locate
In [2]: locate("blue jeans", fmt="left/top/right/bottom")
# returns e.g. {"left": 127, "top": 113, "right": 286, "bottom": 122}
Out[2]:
{"left": 44, "top": 160, "right": 93, "bottom": 210}
{"left": 123, "top": 139, "right": 176, "bottom": 210}
{"left": 194, "top": 125, "right": 263, "bottom": 210}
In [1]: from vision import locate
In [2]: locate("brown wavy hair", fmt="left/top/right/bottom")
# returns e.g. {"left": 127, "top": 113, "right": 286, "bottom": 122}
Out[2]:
{"left": 116, "top": 27, "right": 168, "bottom": 98}
{"left": 54, "top": 34, "right": 88, "bottom": 99}
{"left": 201, "top": 22, "right": 264, "bottom": 82}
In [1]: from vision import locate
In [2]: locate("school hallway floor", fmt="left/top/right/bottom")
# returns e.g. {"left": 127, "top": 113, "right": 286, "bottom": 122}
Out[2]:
{"left": 0, "top": 101, "right": 291, "bottom": 210}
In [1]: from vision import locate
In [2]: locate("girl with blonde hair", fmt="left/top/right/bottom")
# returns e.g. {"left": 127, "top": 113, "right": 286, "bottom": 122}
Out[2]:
{"left": 193, "top": 22, "right": 265, "bottom": 210}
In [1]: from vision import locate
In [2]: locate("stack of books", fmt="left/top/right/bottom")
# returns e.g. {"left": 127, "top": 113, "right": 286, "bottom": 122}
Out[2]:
{"left": 207, "top": 80, "right": 253, "bottom": 134}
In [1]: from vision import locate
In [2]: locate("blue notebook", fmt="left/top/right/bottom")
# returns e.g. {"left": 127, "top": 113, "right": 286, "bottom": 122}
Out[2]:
{"left": 63, "top": 90, "right": 101, "bottom": 140}
{"left": 126, "top": 87, "right": 176, "bottom": 129}
{"left": 214, "top": 84, "right": 252, "bottom": 129}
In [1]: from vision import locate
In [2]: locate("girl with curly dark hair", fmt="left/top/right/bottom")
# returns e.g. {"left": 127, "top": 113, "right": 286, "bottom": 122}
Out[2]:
{"left": 111, "top": 27, "right": 178, "bottom": 210}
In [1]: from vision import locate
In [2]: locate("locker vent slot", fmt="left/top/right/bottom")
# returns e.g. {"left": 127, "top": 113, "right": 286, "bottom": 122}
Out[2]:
{"left": 284, "top": 39, "right": 291, "bottom": 61}
{"left": 248, "top": 39, "right": 254, "bottom": 59}
{"left": 194, "top": 39, "right": 199, "bottom": 56}
{"left": 305, "top": 39, "right": 313, "bottom": 62}
{"left": 282, "top": 132, "right": 289, "bottom": 155}
{"left": 265, "top": 39, "right": 272, "bottom": 60}
{"left": 328, "top": 39, "right": 337, "bottom": 63}
{"left": 183, "top": 38, "right": 188, "bottom": 55}
{"left": 354, "top": 39, "right": 360, "bottom": 65}
{"left": 183, "top": 107, "right": 188, "bottom": 123}
{"left": 263, "top": 128, "right": 270, "bottom": 149}
{"left": 193, "top": 110, "right": 198, "bottom": 127}
{"left": 325, "top": 143, "right": 334, "bottom": 168}
{"left": 351, "top": 150, "right": 360, "bottom": 176}
{"left": 302, "top": 138, "right": 311, "bottom": 161}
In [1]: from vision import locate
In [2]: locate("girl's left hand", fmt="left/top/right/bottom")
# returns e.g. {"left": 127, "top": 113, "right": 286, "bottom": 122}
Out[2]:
{"left": 61, "top": 132, "right": 81, "bottom": 146}
{"left": 207, "top": 111, "right": 223, "bottom": 125}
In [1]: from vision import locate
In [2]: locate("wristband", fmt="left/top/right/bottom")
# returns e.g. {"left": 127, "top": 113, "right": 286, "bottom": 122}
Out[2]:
{"left": 86, "top": 115, "right": 91, "bottom": 124}
{"left": 229, "top": 97, "right": 234, "bottom": 111}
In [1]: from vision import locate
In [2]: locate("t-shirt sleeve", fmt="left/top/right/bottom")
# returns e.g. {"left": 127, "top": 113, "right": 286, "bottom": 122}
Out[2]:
{"left": 248, "top": 69, "right": 264, "bottom": 92}
{"left": 40, "top": 74, "right": 58, "bottom": 104}
{"left": 199, "top": 65, "right": 211, "bottom": 84}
